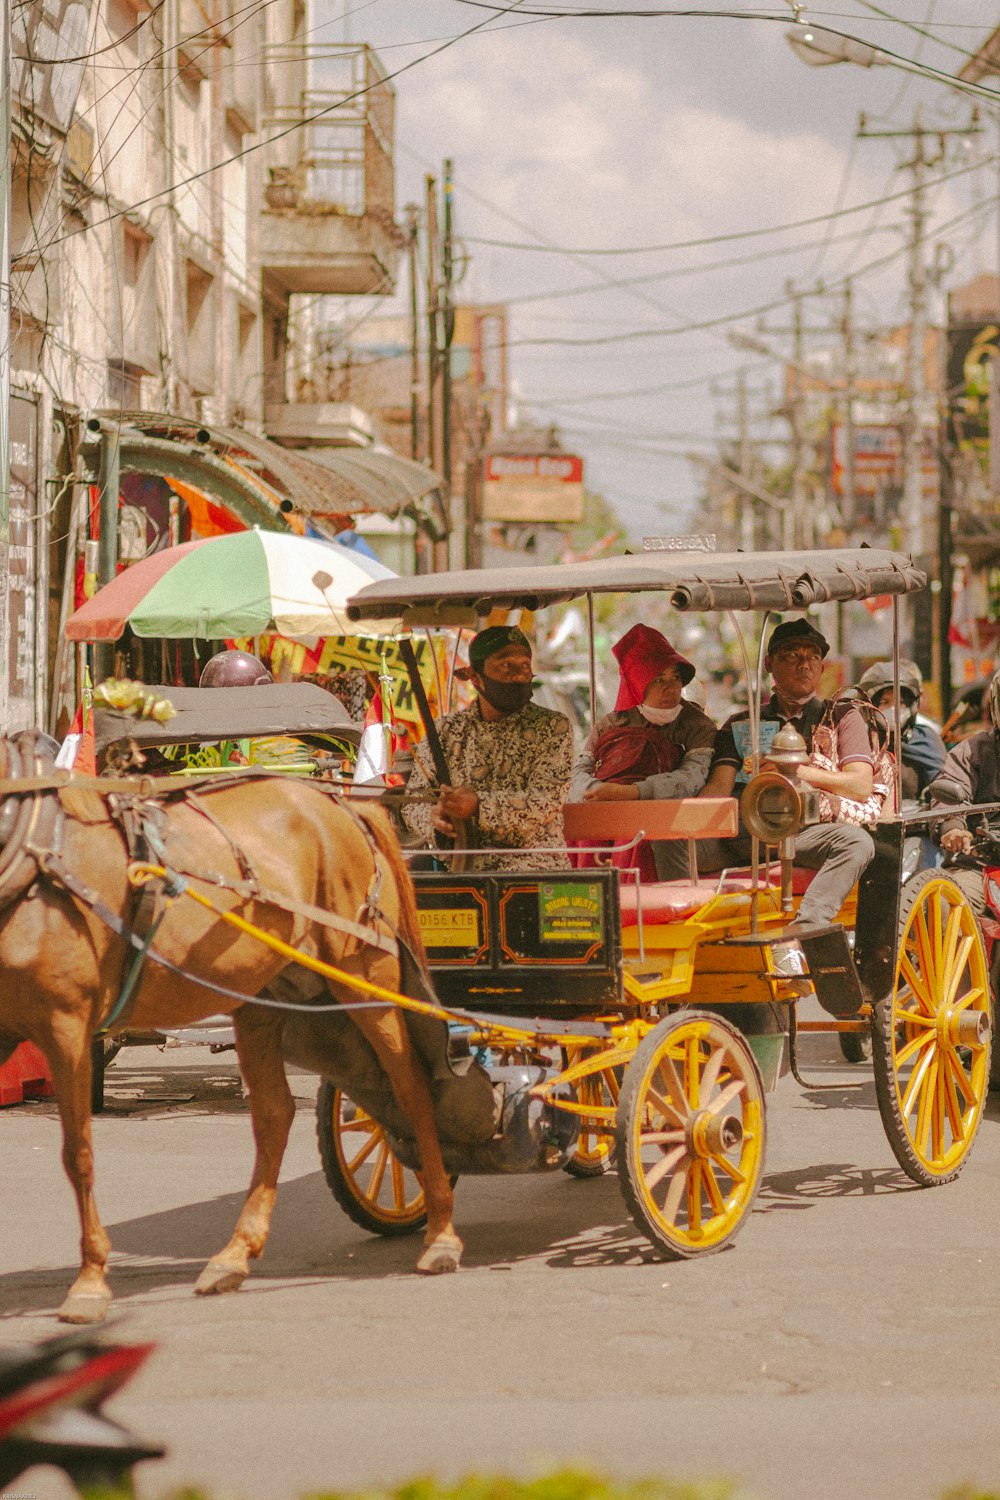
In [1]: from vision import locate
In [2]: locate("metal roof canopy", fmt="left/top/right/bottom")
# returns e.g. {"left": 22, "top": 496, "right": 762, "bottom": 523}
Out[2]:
{"left": 94, "top": 683, "right": 360, "bottom": 757}
{"left": 303, "top": 447, "right": 449, "bottom": 541}
{"left": 346, "top": 547, "right": 926, "bottom": 622}
{"left": 85, "top": 412, "right": 447, "bottom": 539}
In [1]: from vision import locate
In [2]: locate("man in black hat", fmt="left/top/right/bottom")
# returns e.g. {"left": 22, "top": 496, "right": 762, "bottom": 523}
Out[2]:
{"left": 404, "top": 625, "right": 573, "bottom": 872}
{"left": 698, "top": 617, "right": 876, "bottom": 931}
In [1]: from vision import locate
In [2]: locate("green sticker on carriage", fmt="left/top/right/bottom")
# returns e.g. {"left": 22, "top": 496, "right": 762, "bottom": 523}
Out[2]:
{"left": 538, "top": 882, "right": 605, "bottom": 944}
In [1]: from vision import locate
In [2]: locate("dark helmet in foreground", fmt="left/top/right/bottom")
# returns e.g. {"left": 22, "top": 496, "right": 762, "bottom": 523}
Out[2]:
{"left": 858, "top": 659, "right": 922, "bottom": 709}
{"left": 199, "top": 649, "right": 273, "bottom": 688}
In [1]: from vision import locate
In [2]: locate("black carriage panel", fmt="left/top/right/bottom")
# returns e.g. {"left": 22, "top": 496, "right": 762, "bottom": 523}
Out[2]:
{"left": 853, "top": 821, "right": 905, "bottom": 1005}
{"left": 413, "top": 870, "right": 623, "bottom": 1015}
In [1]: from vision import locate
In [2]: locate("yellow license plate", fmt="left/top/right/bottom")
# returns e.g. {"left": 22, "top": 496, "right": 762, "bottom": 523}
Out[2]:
{"left": 418, "top": 908, "right": 480, "bottom": 948}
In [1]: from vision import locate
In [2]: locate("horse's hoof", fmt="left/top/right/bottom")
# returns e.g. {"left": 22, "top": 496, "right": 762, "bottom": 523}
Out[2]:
{"left": 416, "top": 1238, "right": 462, "bottom": 1275}
{"left": 194, "top": 1262, "right": 247, "bottom": 1296}
{"left": 58, "top": 1291, "right": 111, "bottom": 1325}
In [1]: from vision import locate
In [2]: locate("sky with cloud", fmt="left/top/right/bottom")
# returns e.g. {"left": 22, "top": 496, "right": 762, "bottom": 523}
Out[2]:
{"left": 318, "top": 0, "right": 1000, "bottom": 541}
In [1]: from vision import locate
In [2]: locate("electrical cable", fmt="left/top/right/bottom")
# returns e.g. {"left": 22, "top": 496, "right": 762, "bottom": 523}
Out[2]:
{"left": 848, "top": 0, "right": 982, "bottom": 68}
{"left": 487, "top": 193, "right": 999, "bottom": 350}
{"left": 495, "top": 214, "right": 900, "bottom": 305}
{"left": 13, "top": 0, "right": 167, "bottom": 65}
{"left": 459, "top": 151, "right": 996, "bottom": 256}
{"left": 447, "top": 2, "right": 1000, "bottom": 103}
{"left": 34, "top": 0, "right": 542, "bottom": 255}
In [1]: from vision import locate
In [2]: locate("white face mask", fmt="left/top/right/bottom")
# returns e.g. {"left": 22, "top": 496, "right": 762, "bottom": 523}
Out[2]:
{"left": 639, "top": 702, "right": 683, "bottom": 726}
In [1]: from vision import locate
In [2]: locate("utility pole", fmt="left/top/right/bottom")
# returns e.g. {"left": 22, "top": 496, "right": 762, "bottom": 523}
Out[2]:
{"left": 857, "top": 107, "right": 980, "bottom": 558}
{"left": 788, "top": 283, "right": 808, "bottom": 548}
{"left": 441, "top": 159, "right": 455, "bottom": 515}
{"left": 736, "top": 370, "right": 754, "bottom": 551}
{"left": 425, "top": 173, "right": 440, "bottom": 479}
{"left": 840, "top": 280, "right": 858, "bottom": 531}
{"left": 405, "top": 202, "right": 420, "bottom": 461}
{"left": 753, "top": 282, "right": 831, "bottom": 549}
{"left": 901, "top": 108, "right": 930, "bottom": 559}
{"left": 0, "top": 0, "right": 10, "bottom": 728}
{"left": 711, "top": 369, "right": 776, "bottom": 547}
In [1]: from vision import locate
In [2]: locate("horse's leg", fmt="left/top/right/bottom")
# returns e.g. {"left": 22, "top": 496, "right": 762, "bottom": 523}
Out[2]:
{"left": 48, "top": 1026, "right": 113, "bottom": 1323}
{"left": 195, "top": 1006, "right": 295, "bottom": 1297}
{"left": 348, "top": 1003, "right": 462, "bottom": 1275}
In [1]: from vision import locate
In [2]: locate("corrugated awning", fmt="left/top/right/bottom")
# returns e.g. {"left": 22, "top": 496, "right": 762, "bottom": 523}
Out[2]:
{"left": 300, "top": 447, "right": 448, "bottom": 538}
{"left": 93, "top": 411, "right": 448, "bottom": 540}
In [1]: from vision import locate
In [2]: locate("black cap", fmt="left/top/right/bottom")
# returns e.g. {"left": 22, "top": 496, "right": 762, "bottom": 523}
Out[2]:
{"left": 468, "top": 625, "right": 532, "bottom": 673}
{"left": 766, "top": 618, "right": 830, "bottom": 659}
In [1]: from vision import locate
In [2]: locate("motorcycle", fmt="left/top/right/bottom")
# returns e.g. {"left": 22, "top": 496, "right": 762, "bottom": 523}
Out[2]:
{"left": 0, "top": 1329, "right": 164, "bottom": 1498}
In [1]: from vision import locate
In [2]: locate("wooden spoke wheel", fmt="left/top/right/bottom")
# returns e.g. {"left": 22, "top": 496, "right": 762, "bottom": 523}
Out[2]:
{"left": 316, "top": 1082, "right": 428, "bottom": 1236}
{"left": 990, "top": 949, "right": 1000, "bottom": 1094}
{"left": 616, "top": 1011, "right": 766, "bottom": 1259}
{"left": 562, "top": 1051, "right": 621, "bottom": 1179}
{"left": 873, "top": 871, "right": 992, "bottom": 1185}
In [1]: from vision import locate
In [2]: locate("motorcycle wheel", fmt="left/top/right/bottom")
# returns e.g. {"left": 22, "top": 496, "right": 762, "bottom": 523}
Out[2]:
{"left": 838, "top": 1030, "right": 871, "bottom": 1064}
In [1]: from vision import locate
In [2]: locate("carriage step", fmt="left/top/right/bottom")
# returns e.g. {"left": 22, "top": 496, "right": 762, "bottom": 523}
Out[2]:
{"left": 0, "top": 1042, "right": 55, "bottom": 1107}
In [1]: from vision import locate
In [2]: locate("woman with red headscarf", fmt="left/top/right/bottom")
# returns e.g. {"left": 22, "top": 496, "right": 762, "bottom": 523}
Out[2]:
{"left": 568, "top": 624, "right": 717, "bottom": 880}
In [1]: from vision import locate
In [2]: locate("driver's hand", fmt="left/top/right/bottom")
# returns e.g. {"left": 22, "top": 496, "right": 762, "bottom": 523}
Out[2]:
{"left": 941, "top": 828, "right": 974, "bottom": 855}
{"left": 433, "top": 785, "right": 479, "bottom": 836}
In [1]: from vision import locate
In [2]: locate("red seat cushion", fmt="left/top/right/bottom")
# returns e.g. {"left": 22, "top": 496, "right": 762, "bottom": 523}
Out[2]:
{"left": 619, "top": 880, "right": 719, "bottom": 926}
{"left": 618, "top": 867, "right": 817, "bottom": 928}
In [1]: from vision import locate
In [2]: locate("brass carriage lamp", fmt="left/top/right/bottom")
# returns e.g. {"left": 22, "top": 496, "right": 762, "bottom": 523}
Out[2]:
{"left": 740, "top": 725, "right": 819, "bottom": 913}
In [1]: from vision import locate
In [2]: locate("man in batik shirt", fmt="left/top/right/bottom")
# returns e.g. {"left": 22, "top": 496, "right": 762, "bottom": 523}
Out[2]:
{"left": 404, "top": 625, "right": 573, "bottom": 872}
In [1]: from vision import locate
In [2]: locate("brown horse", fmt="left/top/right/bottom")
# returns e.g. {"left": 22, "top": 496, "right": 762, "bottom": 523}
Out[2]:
{"left": 0, "top": 733, "right": 462, "bottom": 1323}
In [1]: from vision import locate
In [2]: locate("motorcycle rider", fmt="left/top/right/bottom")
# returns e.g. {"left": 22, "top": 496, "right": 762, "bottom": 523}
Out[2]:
{"left": 858, "top": 658, "right": 946, "bottom": 798}
{"left": 927, "top": 665, "right": 1000, "bottom": 918}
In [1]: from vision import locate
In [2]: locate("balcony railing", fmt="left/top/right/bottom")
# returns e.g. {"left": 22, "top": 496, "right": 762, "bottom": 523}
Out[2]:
{"left": 262, "top": 44, "right": 394, "bottom": 217}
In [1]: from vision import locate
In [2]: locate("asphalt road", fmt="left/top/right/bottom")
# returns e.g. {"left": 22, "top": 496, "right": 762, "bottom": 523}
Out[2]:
{"left": 1, "top": 1028, "right": 998, "bottom": 1500}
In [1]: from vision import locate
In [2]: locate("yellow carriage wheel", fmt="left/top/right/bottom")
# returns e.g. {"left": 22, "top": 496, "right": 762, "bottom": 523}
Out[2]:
{"left": 316, "top": 1082, "right": 429, "bottom": 1236}
{"left": 872, "top": 870, "right": 992, "bottom": 1185}
{"left": 616, "top": 1011, "right": 766, "bottom": 1259}
{"left": 562, "top": 1049, "right": 621, "bottom": 1179}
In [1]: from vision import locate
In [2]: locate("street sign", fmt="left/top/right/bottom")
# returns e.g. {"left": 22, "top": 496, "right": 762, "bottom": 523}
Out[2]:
{"left": 482, "top": 453, "right": 585, "bottom": 523}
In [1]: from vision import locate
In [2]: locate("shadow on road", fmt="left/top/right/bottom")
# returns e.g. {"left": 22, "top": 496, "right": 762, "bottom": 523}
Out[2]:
{"left": 757, "top": 1160, "right": 915, "bottom": 1210}
{"left": 5, "top": 1052, "right": 995, "bottom": 1320}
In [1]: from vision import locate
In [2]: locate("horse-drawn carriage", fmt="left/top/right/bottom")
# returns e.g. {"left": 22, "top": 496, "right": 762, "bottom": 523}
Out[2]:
{"left": 87, "top": 680, "right": 361, "bottom": 1110}
{"left": 314, "top": 544, "right": 993, "bottom": 1258}
{"left": 0, "top": 546, "right": 992, "bottom": 1323}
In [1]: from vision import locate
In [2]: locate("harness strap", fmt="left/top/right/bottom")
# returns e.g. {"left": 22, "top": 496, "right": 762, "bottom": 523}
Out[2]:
{"left": 336, "top": 798, "right": 385, "bottom": 925}
{"left": 171, "top": 867, "right": 398, "bottom": 956}
{"left": 183, "top": 789, "right": 260, "bottom": 895}
{"left": 0, "top": 773, "right": 154, "bottom": 796}
{"left": 24, "top": 846, "right": 609, "bottom": 1049}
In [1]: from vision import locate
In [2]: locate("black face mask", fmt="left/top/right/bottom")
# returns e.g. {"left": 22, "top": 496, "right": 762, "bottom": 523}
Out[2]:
{"left": 477, "top": 675, "right": 534, "bottom": 714}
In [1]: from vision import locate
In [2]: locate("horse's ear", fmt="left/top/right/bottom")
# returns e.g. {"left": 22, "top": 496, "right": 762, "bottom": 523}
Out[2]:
{"left": 58, "top": 786, "right": 113, "bottom": 825}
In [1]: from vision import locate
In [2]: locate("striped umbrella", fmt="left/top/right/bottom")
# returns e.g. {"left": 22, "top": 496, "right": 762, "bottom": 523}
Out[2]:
{"left": 65, "top": 531, "right": 399, "bottom": 642}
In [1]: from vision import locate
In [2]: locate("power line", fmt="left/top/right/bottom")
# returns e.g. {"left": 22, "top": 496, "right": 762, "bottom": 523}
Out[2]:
{"left": 495, "top": 216, "right": 901, "bottom": 305}
{"left": 460, "top": 151, "right": 996, "bottom": 257}
{"left": 491, "top": 194, "right": 999, "bottom": 349}
{"left": 31, "top": 0, "right": 539, "bottom": 256}
{"left": 449, "top": 3, "right": 1000, "bottom": 103}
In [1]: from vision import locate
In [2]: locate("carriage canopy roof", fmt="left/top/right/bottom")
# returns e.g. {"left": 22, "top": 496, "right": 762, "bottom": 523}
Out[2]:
{"left": 345, "top": 548, "right": 925, "bottom": 624}
{"left": 93, "top": 683, "right": 359, "bottom": 757}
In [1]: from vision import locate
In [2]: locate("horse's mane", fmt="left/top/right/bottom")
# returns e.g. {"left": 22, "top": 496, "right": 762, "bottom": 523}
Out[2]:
{"left": 351, "top": 804, "right": 430, "bottom": 976}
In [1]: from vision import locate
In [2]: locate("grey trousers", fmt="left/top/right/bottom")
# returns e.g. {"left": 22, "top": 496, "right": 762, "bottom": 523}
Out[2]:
{"left": 698, "top": 821, "right": 876, "bottom": 927}
{"left": 941, "top": 865, "right": 986, "bottom": 919}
